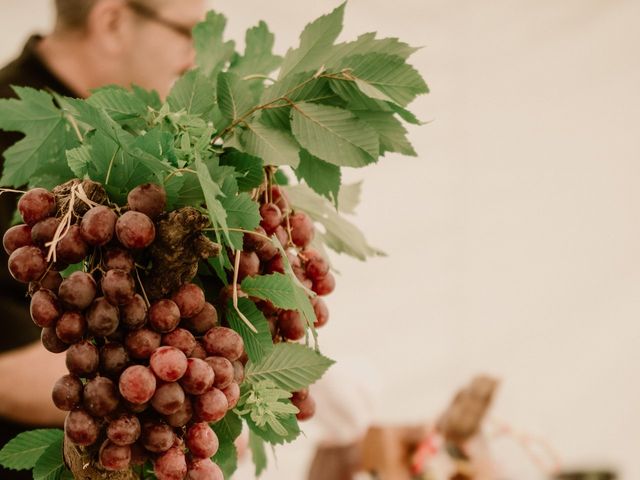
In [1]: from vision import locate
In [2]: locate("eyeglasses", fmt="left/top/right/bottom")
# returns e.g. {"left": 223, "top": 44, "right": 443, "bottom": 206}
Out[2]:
{"left": 126, "top": 1, "right": 194, "bottom": 39}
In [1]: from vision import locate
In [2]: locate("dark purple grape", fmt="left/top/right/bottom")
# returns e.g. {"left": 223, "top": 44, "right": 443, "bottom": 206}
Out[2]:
{"left": 65, "top": 409, "right": 99, "bottom": 446}
{"left": 31, "top": 217, "right": 60, "bottom": 247}
{"left": 190, "top": 342, "right": 207, "bottom": 360}
{"left": 154, "top": 447, "right": 186, "bottom": 480}
{"left": 279, "top": 310, "right": 305, "bottom": 341}
{"left": 83, "top": 376, "right": 120, "bottom": 416}
{"left": 312, "top": 296, "right": 329, "bottom": 328}
{"left": 150, "top": 346, "right": 188, "bottom": 382}
{"left": 30, "top": 289, "right": 61, "bottom": 328}
{"left": 151, "top": 382, "right": 185, "bottom": 415}
{"left": 187, "top": 458, "right": 223, "bottom": 480}
{"left": 66, "top": 340, "right": 99, "bottom": 376}
{"left": 205, "top": 357, "right": 234, "bottom": 390}
{"left": 165, "top": 397, "right": 193, "bottom": 428}
{"left": 171, "top": 283, "right": 205, "bottom": 318}
{"left": 183, "top": 303, "right": 217, "bottom": 335}
{"left": 100, "top": 342, "right": 129, "bottom": 377}
{"left": 129, "top": 442, "right": 147, "bottom": 466}
{"left": 41, "top": 327, "right": 68, "bottom": 353}
{"left": 38, "top": 270, "right": 62, "bottom": 292}
{"left": 58, "top": 271, "right": 97, "bottom": 310}
{"left": 120, "top": 294, "right": 147, "bottom": 330}
{"left": 103, "top": 247, "right": 135, "bottom": 273}
{"left": 149, "top": 299, "right": 180, "bottom": 333}
{"left": 8, "top": 246, "right": 47, "bottom": 283}
{"left": 119, "top": 365, "right": 156, "bottom": 404}
{"left": 142, "top": 421, "right": 175, "bottom": 453}
{"left": 312, "top": 272, "right": 336, "bottom": 296}
{"left": 80, "top": 205, "right": 117, "bottom": 246}
{"left": 221, "top": 382, "right": 240, "bottom": 410}
{"left": 101, "top": 269, "right": 135, "bottom": 305}
{"left": 180, "top": 358, "right": 214, "bottom": 395}
{"left": 260, "top": 203, "right": 283, "bottom": 234}
{"left": 193, "top": 388, "right": 227, "bottom": 423}
{"left": 162, "top": 328, "right": 196, "bottom": 357}
{"left": 52, "top": 374, "right": 83, "bottom": 411}
{"left": 55, "top": 225, "right": 89, "bottom": 264}
{"left": 18, "top": 188, "right": 56, "bottom": 226}
{"left": 124, "top": 400, "right": 149, "bottom": 414}
{"left": 186, "top": 422, "right": 219, "bottom": 459}
{"left": 292, "top": 388, "right": 309, "bottom": 402}
{"left": 3, "top": 224, "right": 32, "bottom": 254}
{"left": 125, "top": 328, "right": 161, "bottom": 359}
{"left": 203, "top": 327, "right": 244, "bottom": 361}
{"left": 115, "top": 211, "right": 155, "bottom": 249}
{"left": 99, "top": 440, "right": 131, "bottom": 471}
{"left": 127, "top": 183, "right": 166, "bottom": 219}
{"left": 107, "top": 414, "right": 141, "bottom": 446}
{"left": 293, "top": 392, "right": 316, "bottom": 421}
{"left": 56, "top": 311, "right": 87, "bottom": 343}
{"left": 87, "top": 297, "right": 120, "bottom": 336}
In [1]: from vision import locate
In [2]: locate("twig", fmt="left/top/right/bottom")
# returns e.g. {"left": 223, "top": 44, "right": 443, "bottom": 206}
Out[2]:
{"left": 232, "top": 250, "right": 258, "bottom": 334}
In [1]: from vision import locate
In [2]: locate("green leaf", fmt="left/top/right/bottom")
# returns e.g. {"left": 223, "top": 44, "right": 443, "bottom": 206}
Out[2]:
{"left": 335, "top": 53, "right": 428, "bottom": 107}
{"left": 230, "top": 21, "right": 283, "bottom": 78}
{"left": 167, "top": 69, "right": 217, "bottom": 117}
{"left": 220, "top": 189, "right": 260, "bottom": 250}
{"left": 290, "top": 102, "right": 378, "bottom": 168}
{"left": 245, "top": 343, "right": 334, "bottom": 392}
{"left": 278, "top": 3, "right": 346, "bottom": 79}
{"left": 337, "top": 182, "right": 363, "bottom": 215}
{"left": 241, "top": 273, "right": 298, "bottom": 310}
{"left": 241, "top": 122, "right": 301, "bottom": 167}
{"left": 131, "top": 84, "right": 162, "bottom": 110}
{"left": 285, "top": 183, "right": 385, "bottom": 260}
{"left": 87, "top": 85, "right": 147, "bottom": 119}
{"left": 249, "top": 430, "right": 268, "bottom": 477}
{"left": 295, "top": 149, "right": 341, "bottom": 205}
{"left": 194, "top": 152, "right": 230, "bottom": 244}
{"left": 0, "top": 429, "right": 63, "bottom": 471}
{"left": 32, "top": 436, "right": 65, "bottom": 480}
{"left": 326, "top": 32, "right": 421, "bottom": 65}
{"left": 193, "top": 11, "right": 236, "bottom": 78}
{"left": 211, "top": 411, "right": 242, "bottom": 479}
{"left": 217, "top": 72, "right": 255, "bottom": 127}
{"left": 0, "top": 87, "right": 77, "bottom": 187}
{"left": 225, "top": 297, "right": 274, "bottom": 364}
{"left": 354, "top": 111, "right": 417, "bottom": 156}
{"left": 219, "top": 150, "right": 264, "bottom": 192}
{"left": 245, "top": 411, "right": 301, "bottom": 445}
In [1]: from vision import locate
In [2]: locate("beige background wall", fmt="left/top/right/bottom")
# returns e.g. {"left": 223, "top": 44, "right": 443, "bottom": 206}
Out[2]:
{"left": 2, "top": 0, "right": 639, "bottom": 478}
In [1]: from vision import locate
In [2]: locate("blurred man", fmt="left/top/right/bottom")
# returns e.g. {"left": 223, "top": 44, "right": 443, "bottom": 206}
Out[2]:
{"left": 0, "top": 1, "right": 205, "bottom": 478}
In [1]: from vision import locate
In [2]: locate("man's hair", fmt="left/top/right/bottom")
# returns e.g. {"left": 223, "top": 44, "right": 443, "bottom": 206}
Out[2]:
{"left": 54, "top": 0, "right": 164, "bottom": 31}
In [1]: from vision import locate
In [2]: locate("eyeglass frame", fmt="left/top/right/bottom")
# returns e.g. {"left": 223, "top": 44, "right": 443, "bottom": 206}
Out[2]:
{"left": 125, "top": 0, "right": 194, "bottom": 39}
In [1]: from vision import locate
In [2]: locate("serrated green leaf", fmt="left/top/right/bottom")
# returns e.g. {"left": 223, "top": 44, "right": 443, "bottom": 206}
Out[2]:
{"left": 211, "top": 410, "right": 241, "bottom": 478}
{"left": 245, "top": 411, "right": 301, "bottom": 445}
{"left": 66, "top": 144, "right": 90, "bottom": 179}
{"left": 87, "top": 85, "right": 147, "bottom": 119}
{"left": 285, "top": 183, "right": 384, "bottom": 260}
{"left": 246, "top": 343, "right": 334, "bottom": 392}
{"left": 226, "top": 297, "right": 273, "bottom": 364}
{"left": 354, "top": 111, "right": 417, "bottom": 156}
{"left": 279, "top": 3, "right": 346, "bottom": 79}
{"left": 194, "top": 11, "right": 236, "bottom": 78}
{"left": 167, "top": 69, "right": 216, "bottom": 117}
{"left": 230, "top": 21, "right": 282, "bottom": 78}
{"left": 337, "top": 182, "right": 363, "bottom": 215}
{"left": 220, "top": 190, "right": 260, "bottom": 250}
{"left": 219, "top": 150, "right": 264, "bottom": 192}
{"left": 0, "top": 429, "right": 63, "bottom": 471}
{"left": 32, "top": 436, "right": 65, "bottom": 480}
{"left": 326, "top": 32, "right": 421, "bottom": 65}
{"left": 249, "top": 430, "right": 268, "bottom": 477}
{"left": 211, "top": 409, "right": 243, "bottom": 442}
{"left": 194, "top": 152, "right": 230, "bottom": 244}
{"left": 241, "top": 122, "right": 301, "bottom": 167}
{"left": 131, "top": 84, "right": 162, "bottom": 110}
{"left": 241, "top": 273, "right": 298, "bottom": 310}
{"left": 217, "top": 72, "right": 255, "bottom": 128}
{"left": 291, "top": 102, "right": 378, "bottom": 168}
{"left": 295, "top": 149, "right": 341, "bottom": 205}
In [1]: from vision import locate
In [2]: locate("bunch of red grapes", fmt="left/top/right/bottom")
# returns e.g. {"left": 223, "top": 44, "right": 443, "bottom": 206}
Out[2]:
{"left": 3, "top": 184, "right": 246, "bottom": 480}
{"left": 240, "top": 185, "right": 336, "bottom": 422}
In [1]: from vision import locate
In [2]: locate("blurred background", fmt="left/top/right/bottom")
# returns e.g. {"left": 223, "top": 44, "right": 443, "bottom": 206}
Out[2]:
{"left": 2, "top": 0, "right": 639, "bottom": 478}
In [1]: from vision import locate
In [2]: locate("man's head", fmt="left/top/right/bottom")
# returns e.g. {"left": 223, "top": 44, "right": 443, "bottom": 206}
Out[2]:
{"left": 51, "top": 0, "right": 206, "bottom": 98}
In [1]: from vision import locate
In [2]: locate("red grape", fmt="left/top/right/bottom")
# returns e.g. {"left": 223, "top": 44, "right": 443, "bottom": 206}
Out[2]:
{"left": 100, "top": 342, "right": 129, "bottom": 378}
{"left": 31, "top": 217, "right": 60, "bottom": 247}
{"left": 125, "top": 328, "right": 161, "bottom": 359}
{"left": 83, "top": 376, "right": 120, "bottom": 417}
{"left": 237, "top": 251, "right": 260, "bottom": 281}
{"left": 180, "top": 358, "right": 214, "bottom": 395}
{"left": 274, "top": 224, "right": 289, "bottom": 248}
{"left": 129, "top": 442, "right": 147, "bottom": 466}
{"left": 162, "top": 328, "right": 196, "bottom": 357}
{"left": 18, "top": 188, "right": 56, "bottom": 226}
{"left": 186, "top": 422, "right": 218, "bottom": 459}
{"left": 290, "top": 211, "right": 315, "bottom": 248}
{"left": 103, "top": 247, "right": 135, "bottom": 273}
{"left": 151, "top": 382, "right": 186, "bottom": 415}
{"left": 270, "top": 185, "right": 289, "bottom": 213}
{"left": 221, "top": 382, "right": 240, "bottom": 409}
{"left": 99, "top": 440, "right": 131, "bottom": 471}
{"left": 56, "top": 311, "right": 87, "bottom": 343}
{"left": 165, "top": 396, "right": 193, "bottom": 428}
{"left": 292, "top": 388, "right": 309, "bottom": 402}
{"left": 116, "top": 211, "right": 156, "bottom": 249}
{"left": 187, "top": 458, "right": 223, "bottom": 480}
{"left": 52, "top": 374, "right": 83, "bottom": 411}
{"left": 101, "top": 269, "right": 136, "bottom": 306}
{"left": 150, "top": 346, "right": 188, "bottom": 382}
{"left": 149, "top": 299, "right": 181, "bottom": 333}
{"left": 127, "top": 183, "right": 166, "bottom": 219}
{"left": 182, "top": 302, "right": 217, "bottom": 335}
{"left": 30, "top": 289, "right": 61, "bottom": 328}
{"left": 293, "top": 393, "right": 316, "bottom": 421}
{"left": 55, "top": 225, "right": 89, "bottom": 264}
{"left": 232, "top": 360, "right": 245, "bottom": 384}
{"left": 36, "top": 270, "right": 63, "bottom": 292}
{"left": 190, "top": 342, "right": 207, "bottom": 360}
{"left": 8, "top": 245, "right": 47, "bottom": 283}
{"left": 154, "top": 447, "right": 187, "bottom": 480}
{"left": 107, "top": 414, "right": 141, "bottom": 446}
{"left": 65, "top": 409, "right": 99, "bottom": 446}
{"left": 142, "top": 420, "right": 175, "bottom": 453}
{"left": 171, "top": 283, "right": 205, "bottom": 319}
{"left": 58, "top": 271, "right": 97, "bottom": 310}
{"left": 119, "top": 365, "right": 156, "bottom": 404}
{"left": 86, "top": 297, "right": 120, "bottom": 336}
{"left": 206, "top": 357, "right": 234, "bottom": 390}
{"left": 203, "top": 327, "right": 244, "bottom": 362}
{"left": 2, "top": 224, "right": 32, "bottom": 254}
{"left": 260, "top": 203, "right": 283, "bottom": 234}
{"left": 278, "top": 310, "right": 306, "bottom": 341}
{"left": 193, "top": 388, "right": 228, "bottom": 422}
{"left": 66, "top": 340, "right": 99, "bottom": 376}
{"left": 120, "top": 294, "right": 148, "bottom": 330}
{"left": 80, "top": 205, "right": 117, "bottom": 246}
{"left": 312, "top": 272, "right": 336, "bottom": 296}
{"left": 312, "top": 296, "right": 329, "bottom": 328}
{"left": 41, "top": 327, "right": 68, "bottom": 353}
{"left": 303, "top": 248, "right": 329, "bottom": 279}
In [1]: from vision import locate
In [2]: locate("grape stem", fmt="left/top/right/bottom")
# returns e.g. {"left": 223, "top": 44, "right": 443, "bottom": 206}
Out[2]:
{"left": 44, "top": 185, "right": 76, "bottom": 263}
{"left": 134, "top": 266, "right": 152, "bottom": 308}
{"left": 232, "top": 249, "right": 258, "bottom": 334}
{"left": 0, "top": 187, "right": 26, "bottom": 195}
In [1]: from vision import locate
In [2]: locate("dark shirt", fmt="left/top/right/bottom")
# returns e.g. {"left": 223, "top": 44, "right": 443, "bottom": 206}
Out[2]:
{"left": 0, "top": 35, "right": 76, "bottom": 480}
